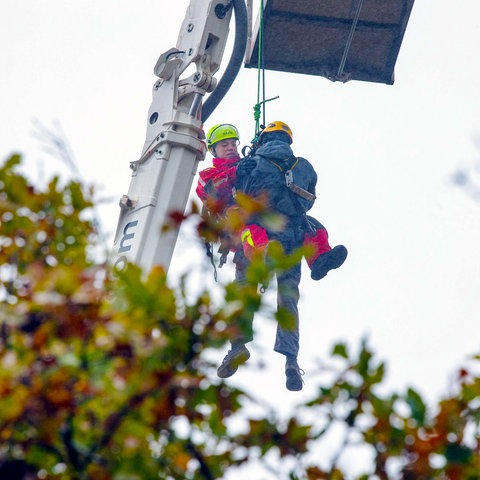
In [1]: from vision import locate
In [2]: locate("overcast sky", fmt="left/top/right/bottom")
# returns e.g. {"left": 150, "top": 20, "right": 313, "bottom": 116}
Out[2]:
{"left": 2, "top": 0, "right": 480, "bottom": 474}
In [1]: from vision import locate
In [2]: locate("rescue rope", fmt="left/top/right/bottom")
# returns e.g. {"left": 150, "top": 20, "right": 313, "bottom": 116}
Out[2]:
{"left": 251, "top": 0, "right": 279, "bottom": 138}
{"left": 205, "top": 241, "right": 218, "bottom": 282}
{"left": 254, "top": 0, "right": 265, "bottom": 134}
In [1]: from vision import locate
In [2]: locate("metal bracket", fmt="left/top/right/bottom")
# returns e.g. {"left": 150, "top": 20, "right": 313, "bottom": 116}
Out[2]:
{"left": 285, "top": 169, "right": 293, "bottom": 187}
{"left": 154, "top": 48, "right": 184, "bottom": 79}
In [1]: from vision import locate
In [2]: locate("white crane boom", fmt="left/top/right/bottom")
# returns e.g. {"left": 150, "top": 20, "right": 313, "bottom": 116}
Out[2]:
{"left": 111, "top": 1, "right": 236, "bottom": 273}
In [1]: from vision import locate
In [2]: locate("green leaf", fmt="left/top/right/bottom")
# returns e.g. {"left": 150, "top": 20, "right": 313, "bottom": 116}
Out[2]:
{"left": 444, "top": 442, "right": 473, "bottom": 464}
{"left": 406, "top": 387, "right": 427, "bottom": 424}
{"left": 276, "top": 306, "right": 296, "bottom": 331}
{"left": 332, "top": 342, "right": 348, "bottom": 359}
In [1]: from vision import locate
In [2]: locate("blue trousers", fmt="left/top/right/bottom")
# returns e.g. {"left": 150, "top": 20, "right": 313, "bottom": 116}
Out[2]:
{"left": 233, "top": 236, "right": 302, "bottom": 358}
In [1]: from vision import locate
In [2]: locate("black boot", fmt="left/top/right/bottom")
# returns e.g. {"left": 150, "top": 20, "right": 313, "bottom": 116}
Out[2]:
{"left": 310, "top": 245, "right": 348, "bottom": 281}
{"left": 285, "top": 357, "right": 304, "bottom": 391}
{"left": 217, "top": 342, "right": 250, "bottom": 378}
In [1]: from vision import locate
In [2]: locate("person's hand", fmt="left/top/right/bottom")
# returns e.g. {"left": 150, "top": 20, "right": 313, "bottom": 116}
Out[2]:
{"left": 218, "top": 233, "right": 233, "bottom": 254}
{"left": 237, "top": 157, "right": 257, "bottom": 176}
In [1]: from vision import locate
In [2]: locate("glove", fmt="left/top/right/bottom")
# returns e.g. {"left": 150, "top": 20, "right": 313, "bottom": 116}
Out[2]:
{"left": 241, "top": 224, "right": 269, "bottom": 261}
{"left": 218, "top": 232, "right": 233, "bottom": 254}
{"left": 236, "top": 157, "right": 257, "bottom": 177}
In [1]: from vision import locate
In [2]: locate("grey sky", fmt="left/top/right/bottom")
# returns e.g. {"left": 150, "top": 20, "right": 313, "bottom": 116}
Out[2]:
{"left": 2, "top": 4, "right": 480, "bottom": 472}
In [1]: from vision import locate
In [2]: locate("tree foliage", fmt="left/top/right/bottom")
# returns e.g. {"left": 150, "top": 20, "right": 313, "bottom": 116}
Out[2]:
{"left": 0, "top": 154, "right": 479, "bottom": 479}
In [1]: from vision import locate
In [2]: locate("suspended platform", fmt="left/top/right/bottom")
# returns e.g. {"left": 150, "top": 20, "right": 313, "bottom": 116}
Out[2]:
{"left": 244, "top": 0, "right": 415, "bottom": 85}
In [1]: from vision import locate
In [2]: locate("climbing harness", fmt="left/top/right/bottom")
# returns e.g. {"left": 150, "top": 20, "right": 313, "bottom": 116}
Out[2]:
{"left": 218, "top": 250, "right": 228, "bottom": 268}
{"left": 267, "top": 156, "right": 317, "bottom": 238}
{"left": 284, "top": 169, "right": 316, "bottom": 202}
{"left": 204, "top": 224, "right": 233, "bottom": 281}
{"left": 204, "top": 238, "right": 230, "bottom": 283}
{"left": 204, "top": 241, "right": 219, "bottom": 281}
{"left": 269, "top": 157, "right": 317, "bottom": 203}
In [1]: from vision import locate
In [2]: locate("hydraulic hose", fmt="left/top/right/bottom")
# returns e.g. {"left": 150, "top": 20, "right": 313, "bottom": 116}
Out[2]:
{"left": 201, "top": 0, "right": 248, "bottom": 122}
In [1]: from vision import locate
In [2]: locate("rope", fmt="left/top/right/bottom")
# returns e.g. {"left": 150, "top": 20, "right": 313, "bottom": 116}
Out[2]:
{"left": 250, "top": 1, "right": 280, "bottom": 141}
{"left": 205, "top": 241, "right": 218, "bottom": 282}
{"left": 337, "top": 0, "right": 364, "bottom": 79}
{"left": 254, "top": 0, "right": 265, "bottom": 136}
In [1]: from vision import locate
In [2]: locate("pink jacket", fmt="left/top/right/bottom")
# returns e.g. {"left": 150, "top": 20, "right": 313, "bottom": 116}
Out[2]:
{"left": 196, "top": 157, "right": 238, "bottom": 211}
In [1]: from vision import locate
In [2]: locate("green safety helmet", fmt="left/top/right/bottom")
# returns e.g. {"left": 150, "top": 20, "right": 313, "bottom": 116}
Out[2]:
{"left": 206, "top": 124, "right": 240, "bottom": 153}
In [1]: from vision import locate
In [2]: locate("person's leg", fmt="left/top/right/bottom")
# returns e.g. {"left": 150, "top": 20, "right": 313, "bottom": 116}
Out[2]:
{"left": 273, "top": 262, "right": 301, "bottom": 358}
{"left": 273, "top": 262, "right": 304, "bottom": 391}
{"left": 217, "top": 250, "right": 253, "bottom": 378}
{"left": 304, "top": 216, "right": 347, "bottom": 281}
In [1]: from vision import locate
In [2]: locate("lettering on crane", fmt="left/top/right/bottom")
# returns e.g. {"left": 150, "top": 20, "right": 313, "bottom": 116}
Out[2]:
{"left": 114, "top": 255, "right": 127, "bottom": 271}
{"left": 118, "top": 220, "right": 138, "bottom": 253}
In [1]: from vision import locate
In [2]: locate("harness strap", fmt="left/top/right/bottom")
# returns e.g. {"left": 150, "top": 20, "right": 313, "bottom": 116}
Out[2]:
{"left": 218, "top": 251, "right": 228, "bottom": 268}
{"left": 269, "top": 158, "right": 316, "bottom": 202}
{"left": 205, "top": 241, "right": 218, "bottom": 282}
{"left": 284, "top": 170, "right": 316, "bottom": 202}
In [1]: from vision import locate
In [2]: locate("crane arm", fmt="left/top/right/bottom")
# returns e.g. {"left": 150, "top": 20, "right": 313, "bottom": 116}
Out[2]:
{"left": 111, "top": 0, "right": 247, "bottom": 274}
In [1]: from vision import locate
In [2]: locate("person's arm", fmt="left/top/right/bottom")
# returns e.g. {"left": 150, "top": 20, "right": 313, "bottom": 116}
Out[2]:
{"left": 196, "top": 167, "right": 215, "bottom": 202}
{"left": 235, "top": 156, "right": 257, "bottom": 192}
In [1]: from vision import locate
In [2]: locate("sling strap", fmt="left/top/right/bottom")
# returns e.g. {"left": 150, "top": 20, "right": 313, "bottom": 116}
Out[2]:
{"left": 269, "top": 157, "right": 316, "bottom": 202}
{"left": 284, "top": 169, "right": 316, "bottom": 202}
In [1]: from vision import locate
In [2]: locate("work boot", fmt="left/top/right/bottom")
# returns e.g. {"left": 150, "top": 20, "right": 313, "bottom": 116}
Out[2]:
{"left": 217, "top": 343, "right": 250, "bottom": 378}
{"left": 310, "top": 245, "right": 348, "bottom": 281}
{"left": 285, "top": 358, "right": 305, "bottom": 391}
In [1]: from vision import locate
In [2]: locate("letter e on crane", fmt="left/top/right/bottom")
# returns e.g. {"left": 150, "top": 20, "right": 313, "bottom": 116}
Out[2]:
{"left": 119, "top": 220, "right": 138, "bottom": 253}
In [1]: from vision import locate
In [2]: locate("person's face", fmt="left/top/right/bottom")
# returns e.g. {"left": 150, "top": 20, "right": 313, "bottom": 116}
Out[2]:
{"left": 214, "top": 139, "right": 240, "bottom": 159}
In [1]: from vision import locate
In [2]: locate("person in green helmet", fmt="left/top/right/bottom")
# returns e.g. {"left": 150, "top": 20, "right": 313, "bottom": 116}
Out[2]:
{"left": 196, "top": 123, "right": 242, "bottom": 212}
{"left": 196, "top": 123, "right": 249, "bottom": 260}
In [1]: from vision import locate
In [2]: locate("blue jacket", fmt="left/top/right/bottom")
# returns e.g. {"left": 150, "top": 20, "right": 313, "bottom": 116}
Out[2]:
{"left": 243, "top": 140, "right": 316, "bottom": 217}
{"left": 240, "top": 140, "right": 317, "bottom": 247}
